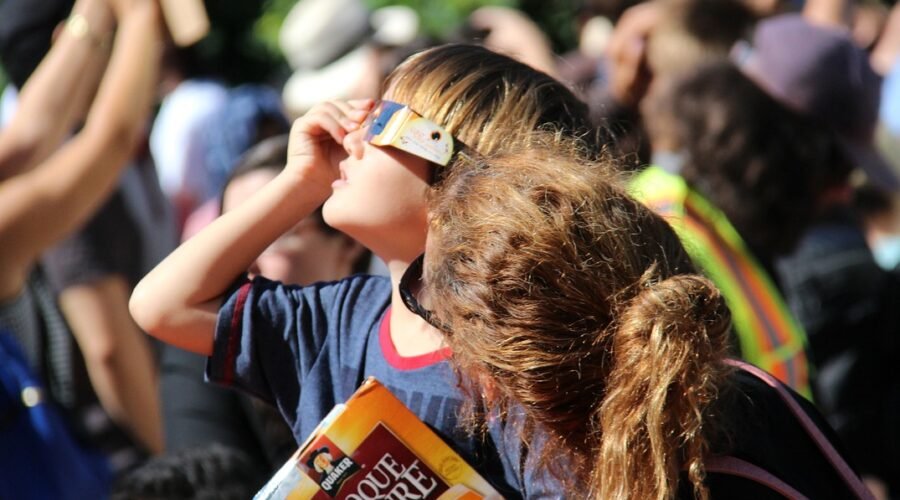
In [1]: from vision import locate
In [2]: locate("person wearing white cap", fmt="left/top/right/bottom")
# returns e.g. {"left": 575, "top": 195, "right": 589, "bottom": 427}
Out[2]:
{"left": 278, "top": 0, "right": 420, "bottom": 117}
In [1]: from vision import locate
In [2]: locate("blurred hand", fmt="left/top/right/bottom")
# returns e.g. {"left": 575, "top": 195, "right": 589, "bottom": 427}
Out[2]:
{"left": 70, "top": 0, "right": 114, "bottom": 31}
{"left": 469, "top": 6, "right": 558, "bottom": 76}
{"left": 105, "top": 0, "right": 154, "bottom": 19}
{"left": 803, "top": 0, "right": 853, "bottom": 29}
{"left": 605, "top": 0, "right": 661, "bottom": 107}
{"left": 286, "top": 99, "right": 374, "bottom": 191}
{"left": 871, "top": 2, "right": 900, "bottom": 75}
{"left": 741, "top": 0, "right": 784, "bottom": 17}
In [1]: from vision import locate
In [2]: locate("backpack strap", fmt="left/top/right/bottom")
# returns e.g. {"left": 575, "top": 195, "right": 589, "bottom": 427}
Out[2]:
{"left": 724, "top": 359, "right": 874, "bottom": 499}
{"left": 705, "top": 455, "right": 808, "bottom": 499}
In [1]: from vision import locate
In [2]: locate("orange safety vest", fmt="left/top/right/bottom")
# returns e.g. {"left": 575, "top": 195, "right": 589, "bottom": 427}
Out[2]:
{"left": 631, "top": 166, "right": 812, "bottom": 399}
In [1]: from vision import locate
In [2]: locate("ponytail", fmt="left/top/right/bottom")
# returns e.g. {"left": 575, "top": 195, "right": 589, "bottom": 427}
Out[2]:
{"left": 593, "top": 272, "right": 732, "bottom": 499}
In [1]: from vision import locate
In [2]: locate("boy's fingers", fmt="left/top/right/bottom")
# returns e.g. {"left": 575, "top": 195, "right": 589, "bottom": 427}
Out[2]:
{"left": 327, "top": 100, "right": 370, "bottom": 124}
{"left": 316, "top": 115, "right": 348, "bottom": 144}
{"left": 295, "top": 110, "right": 347, "bottom": 145}
{"left": 348, "top": 98, "right": 375, "bottom": 110}
{"left": 314, "top": 102, "right": 362, "bottom": 131}
{"left": 326, "top": 100, "right": 354, "bottom": 116}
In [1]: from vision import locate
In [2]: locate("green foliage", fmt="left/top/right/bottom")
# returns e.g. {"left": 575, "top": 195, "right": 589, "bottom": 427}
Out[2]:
{"left": 193, "top": 0, "right": 287, "bottom": 84}
{"left": 248, "top": 0, "right": 585, "bottom": 77}
{"left": 519, "top": 0, "right": 581, "bottom": 53}
{"left": 364, "top": 0, "right": 516, "bottom": 39}
{"left": 253, "top": 0, "right": 297, "bottom": 58}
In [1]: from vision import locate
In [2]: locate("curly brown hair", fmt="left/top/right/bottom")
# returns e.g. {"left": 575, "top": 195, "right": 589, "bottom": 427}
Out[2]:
{"left": 425, "top": 137, "right": 734, "bottom": 498}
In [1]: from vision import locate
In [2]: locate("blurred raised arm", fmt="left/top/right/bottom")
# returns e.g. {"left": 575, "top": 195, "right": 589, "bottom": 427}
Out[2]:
{"left": 0, "top": 0, "right": 113, "bottom": 178}
{"left": 0, "top": 0, "right": 163, "bottom": 300}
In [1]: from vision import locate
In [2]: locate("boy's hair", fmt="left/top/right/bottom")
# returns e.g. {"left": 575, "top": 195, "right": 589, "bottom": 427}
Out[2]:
{"left": 425, "top": 136, "right": 732, "bottom": 499}
{"left": 109, "top": 444, "right": 267, "bottom": 500}
{"left": 224, "top": 134, "right": 371, "bottom": 275}
{"left": 383, "top": 44, "right": 600, "bottom": 160}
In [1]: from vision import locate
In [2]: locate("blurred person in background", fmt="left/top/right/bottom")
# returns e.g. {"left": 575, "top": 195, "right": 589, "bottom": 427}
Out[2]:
{"left": 178, "top": 84, "right": 290, "bottom": 241}
{"left": 0, "top": 0, "right": 163, "bottom": 495}
{"left": 639, "top": 0, "right": 757, "bottom": 172}
{"left": 747, "top": 14, "right": 900, "bottom": 498}
{"left": 110, "top": 444, "right": 267, "bottom": 500}
{"left": 589, "top": 0, "right": 758, "bottom": 170}
{"left": 606, "top": 2, "right": 820, "bottom": 401}
{"left": 278, "top": 0, "right": 426, "bottom": 119}
{"left": 160, "top": 135, "right": 368, "bottom": 474}
{"left": 1, "top": 0, "right": 172, "bottom": 468}
{"left": 632, "top": 57, "right": 827, "bottom": 400}
{"left": 871, "top": 1, "right": 900, "bottom": 286}
{"left": 149, "top": 43, "right": 228, "bottom": 230}
{"left": 635, "top": 12, "right": 899, "bottom": 497}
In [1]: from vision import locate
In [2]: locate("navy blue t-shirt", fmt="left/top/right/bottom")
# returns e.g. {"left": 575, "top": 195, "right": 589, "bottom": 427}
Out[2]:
{"left": 206, "top": 274, "right": 562, "bottom": 498}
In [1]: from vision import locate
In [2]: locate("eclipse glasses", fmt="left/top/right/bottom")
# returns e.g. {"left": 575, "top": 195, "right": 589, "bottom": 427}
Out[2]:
{"left": 363, "top": 100, "right": 455, "bottom": 166}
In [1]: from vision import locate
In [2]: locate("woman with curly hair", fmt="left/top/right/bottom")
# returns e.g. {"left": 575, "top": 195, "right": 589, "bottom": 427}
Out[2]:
{"left": 414, "top": 139, "right": 872, "bottom": 498}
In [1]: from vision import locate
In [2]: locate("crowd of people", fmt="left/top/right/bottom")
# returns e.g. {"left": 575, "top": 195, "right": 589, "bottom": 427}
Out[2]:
{"left": 1, "top": 0, "right": 899, "bottom": 498}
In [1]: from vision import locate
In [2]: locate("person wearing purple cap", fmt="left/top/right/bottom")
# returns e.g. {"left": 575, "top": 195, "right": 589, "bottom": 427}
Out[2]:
{"left": 735, "top": 14, "right": 900, "bottom": 497}
{"left": 734, "top": 13, "right": 899, "bottom": 191}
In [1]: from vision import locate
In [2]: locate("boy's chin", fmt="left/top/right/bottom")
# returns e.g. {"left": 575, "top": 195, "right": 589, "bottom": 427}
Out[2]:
{"left": 321, "top": 203, "right": 366, "bottom": 244}
{"left": 321, "top": 197, "right": 347, "bottom": 229}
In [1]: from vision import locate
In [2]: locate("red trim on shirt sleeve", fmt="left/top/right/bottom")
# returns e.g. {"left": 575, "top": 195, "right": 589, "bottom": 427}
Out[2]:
{"left": 379, "top": 306, "right": 452, "bottom": 370}
{"left": 222, "top": 282, "right": 252, "bottom": 385}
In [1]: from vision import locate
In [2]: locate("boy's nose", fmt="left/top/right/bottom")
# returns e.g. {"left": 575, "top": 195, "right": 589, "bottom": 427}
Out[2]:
{"left": 342, "top": 128, "right": 365, "bottom": 160}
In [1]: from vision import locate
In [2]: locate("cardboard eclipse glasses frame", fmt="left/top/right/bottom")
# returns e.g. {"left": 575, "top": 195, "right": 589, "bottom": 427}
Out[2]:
{"left": 363, "top": 101, "right": 455, "bottom": 166}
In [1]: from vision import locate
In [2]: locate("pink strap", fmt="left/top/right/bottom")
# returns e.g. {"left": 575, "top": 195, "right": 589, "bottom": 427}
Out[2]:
{"left": 725, "top": 359, "right": 875, "bottom": 499}
{"left": 705, "top": 455, "right": 808, "bottom": 499}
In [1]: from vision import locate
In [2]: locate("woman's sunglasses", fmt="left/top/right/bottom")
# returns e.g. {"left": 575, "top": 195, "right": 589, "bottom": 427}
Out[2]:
{"left": 363, "top": 100, "right": 455, "bottom": 166}
{"left": 399, "top": 253, "right": 448, "bottom": 330}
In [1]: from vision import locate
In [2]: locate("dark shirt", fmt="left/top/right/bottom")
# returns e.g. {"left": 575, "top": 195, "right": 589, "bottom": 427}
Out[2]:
{"left": 776, "top": 206, "right": 900, "bottom": 488}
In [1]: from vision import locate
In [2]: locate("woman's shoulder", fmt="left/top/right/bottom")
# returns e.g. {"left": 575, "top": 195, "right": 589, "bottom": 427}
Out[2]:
{"left": 705, "top": 365, "right": 862, "bottom": 499}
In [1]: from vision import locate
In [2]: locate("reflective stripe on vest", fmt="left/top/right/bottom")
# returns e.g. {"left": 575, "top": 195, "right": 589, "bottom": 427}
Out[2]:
{"left": 631, "top": 166, "right": 812, "bottom": 399}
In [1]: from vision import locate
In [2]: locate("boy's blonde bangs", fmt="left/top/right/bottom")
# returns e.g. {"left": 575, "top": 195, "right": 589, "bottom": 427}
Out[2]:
{"left": 383, "top": 44, "right": 595, "bottom": 157}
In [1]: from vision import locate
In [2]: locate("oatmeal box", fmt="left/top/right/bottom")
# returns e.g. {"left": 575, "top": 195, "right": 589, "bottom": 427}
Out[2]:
{"left": 254, "top": 377, "right": 502, "bottom": 500}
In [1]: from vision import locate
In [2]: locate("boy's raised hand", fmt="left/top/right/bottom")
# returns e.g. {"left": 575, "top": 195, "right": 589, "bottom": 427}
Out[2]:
{"left": 286, "top": 99, "right": 374, "bottom": 194}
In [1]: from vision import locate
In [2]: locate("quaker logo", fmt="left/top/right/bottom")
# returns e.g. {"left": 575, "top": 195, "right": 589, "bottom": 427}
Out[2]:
{"left": 299, "top": 436, "right": 361, "bottom": 497}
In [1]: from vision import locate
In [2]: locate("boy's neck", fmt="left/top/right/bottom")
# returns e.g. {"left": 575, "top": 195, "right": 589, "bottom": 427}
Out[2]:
{"left": 386, "top": 259, "right": 446, "bottom": 357}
